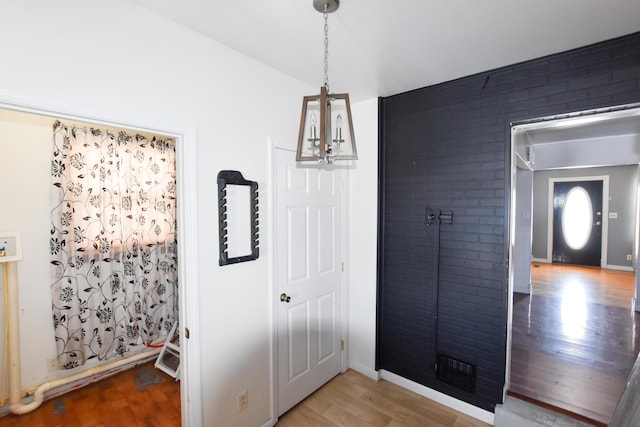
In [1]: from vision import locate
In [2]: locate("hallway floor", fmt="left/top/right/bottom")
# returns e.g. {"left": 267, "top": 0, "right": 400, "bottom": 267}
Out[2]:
{"left": 509, "top": 263, "right": 640, "bottom": 425}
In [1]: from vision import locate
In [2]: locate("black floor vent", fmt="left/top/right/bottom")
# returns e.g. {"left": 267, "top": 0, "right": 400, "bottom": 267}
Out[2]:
{"left": 436, "top": 353, "right": 476, "bottom": 393}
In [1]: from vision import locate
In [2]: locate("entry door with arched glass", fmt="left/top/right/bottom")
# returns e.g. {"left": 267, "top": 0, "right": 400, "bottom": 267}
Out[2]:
{"left": 552, "top": 180, "right": 603, "bottom": 267}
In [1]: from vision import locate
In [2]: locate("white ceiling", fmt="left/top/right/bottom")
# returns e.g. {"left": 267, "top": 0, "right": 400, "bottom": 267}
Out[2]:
{"left": 129, "top": 0, "right": 640, "bottom": 102}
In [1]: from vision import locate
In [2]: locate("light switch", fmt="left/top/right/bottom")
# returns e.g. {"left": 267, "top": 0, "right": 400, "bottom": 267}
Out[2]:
{"left": 609, "top": 212, "right": 618, "bottom": 219}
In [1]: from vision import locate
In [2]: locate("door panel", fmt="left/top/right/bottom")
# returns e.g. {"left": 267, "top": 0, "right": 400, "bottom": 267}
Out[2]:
{"left": 317, "top": 206, "right": 335, "bottom": 274}
{"left": 287, "top": 207, "right": 309, "bottom": 282}
{"left": 288, "top": 302, "right": 310, "bottom": 380}
{"left": 552, "top": 180, "right": 603, "bottom": 266}
{"left": 276, "top": 149, "right": 343, "bottom": 416}
{"left": 317, "top": 292, "right": 336, "bottom": 363}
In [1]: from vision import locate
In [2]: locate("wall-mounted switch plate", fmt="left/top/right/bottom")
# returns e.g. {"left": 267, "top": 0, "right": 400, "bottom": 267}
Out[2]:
{"left": 609, "top": 212, "right": 618, "bottom": 219}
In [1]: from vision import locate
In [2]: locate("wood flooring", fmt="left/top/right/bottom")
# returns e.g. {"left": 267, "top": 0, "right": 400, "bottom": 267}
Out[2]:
{"left": 0, "top": 362, "right": 489, "bottom": 427}
{"left": 277, "top": 369, "right": 490, "bottom": 427}
{"left": 509, "top": 263, "right": 640, "bottom": 426}
{"left": 0, "top": 362, "right": 181, "bottom": 427}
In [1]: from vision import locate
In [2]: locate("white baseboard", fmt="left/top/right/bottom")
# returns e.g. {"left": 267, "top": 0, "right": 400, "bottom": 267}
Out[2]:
{"left": 380, "top": 370, "right": 494, "bottom": 425}
{"left": 606, "top": 264, "right": 634, "bottom": 272}
{"left": 531, "top": 260, "right": 634, "bottom": 272}
{"left": 513, "top": 283, "right": 531, "bottom": 294}
{"left": 531, "top": 258, "right": 549, "bottom": 263}
{"left": 348, "top": 361, "right": 380, "bottom": 381}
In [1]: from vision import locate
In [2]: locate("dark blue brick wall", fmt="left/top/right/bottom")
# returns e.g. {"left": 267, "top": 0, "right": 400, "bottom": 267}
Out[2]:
{"left": 377, "top": 32, "right": 640, "bottom": 411}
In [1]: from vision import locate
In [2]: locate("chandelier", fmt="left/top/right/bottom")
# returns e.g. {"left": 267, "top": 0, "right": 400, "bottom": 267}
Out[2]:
{"left": 296, "top": 0, "right": 357, "bottom": 163}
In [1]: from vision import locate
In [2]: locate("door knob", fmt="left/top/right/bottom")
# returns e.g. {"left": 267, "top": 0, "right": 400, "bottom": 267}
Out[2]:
{"left": 280, "top": 293, "right": 291, "bottom": 303}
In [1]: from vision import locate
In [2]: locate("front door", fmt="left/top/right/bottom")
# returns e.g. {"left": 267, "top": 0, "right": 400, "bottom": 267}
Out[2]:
{"left": 552, "top": 180, "right": 603, "bottom": 266}
{"left": 275, "top": 148, "right": 343, "bottom": 416}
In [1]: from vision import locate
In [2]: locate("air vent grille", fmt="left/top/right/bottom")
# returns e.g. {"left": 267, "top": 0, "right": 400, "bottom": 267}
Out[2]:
{"left": 436, "top": 353, "right": 476, "bottom": 393}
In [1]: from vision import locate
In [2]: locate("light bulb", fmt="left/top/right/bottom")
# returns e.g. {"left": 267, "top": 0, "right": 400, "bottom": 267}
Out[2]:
{"left": 335, "top": 114, "right": 343, "bottom": 141}
{"left": 310, "top": 113, "right": 317, "bottom": 140}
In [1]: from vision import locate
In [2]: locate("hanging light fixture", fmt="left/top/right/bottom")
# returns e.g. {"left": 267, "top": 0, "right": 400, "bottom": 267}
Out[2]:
{"left": 296, "top": 0, "right": 357, "bottom": 163}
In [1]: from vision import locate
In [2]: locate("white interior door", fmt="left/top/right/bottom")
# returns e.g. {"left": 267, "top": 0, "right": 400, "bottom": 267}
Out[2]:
{"left": 275, "top": 148, "right": 343, "bottom": 416}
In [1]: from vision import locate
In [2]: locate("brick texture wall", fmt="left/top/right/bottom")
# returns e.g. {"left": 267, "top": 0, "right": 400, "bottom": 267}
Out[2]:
{"left": 377, "top": 32, "right": 640, "bottom": 411}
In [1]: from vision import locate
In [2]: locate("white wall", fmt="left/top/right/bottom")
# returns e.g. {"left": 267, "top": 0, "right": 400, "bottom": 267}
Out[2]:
{"left": 513, "top": 168, "right": 533, "bottom": 294}
{"left": 0, "top": 113, "right": 56, "bottom": 388}
{"left": 0, "top": 1, "right": 317, "bottom": 426}
{"left": 347, "top": 98, "right": 379, "bottom": 379}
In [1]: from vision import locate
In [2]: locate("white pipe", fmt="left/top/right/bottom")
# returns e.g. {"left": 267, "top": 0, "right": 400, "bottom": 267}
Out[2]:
{"left": 1, "top": 262, "right": 10, "bottom": 405}
{"left": 6, "top": 261, "right": 21, "bottom": 412}
{"left": 9, "top": 349, "right": 157, "bottom": 415}
{"left": 4, "top": 261, "right": 159, "bottom": 415}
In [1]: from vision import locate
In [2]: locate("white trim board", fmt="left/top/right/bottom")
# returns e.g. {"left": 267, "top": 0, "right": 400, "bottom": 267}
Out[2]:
{"left": 380, "top": 370, "right": 495, "bottom": 425}
{"left": 0, "top": 88, "right": 201, "bottom": 427}
{"left": 533, "top": 260, "right": 634, "bottom": 272}
{"left": 267, "top": 138, "right": 278, "bottom": 427}
{"left": 531, "top": 257, "right": 549, "bottom": 264}
{"left": 348, "top": 361, "right": 380, "bottom": 381}
{"left": 606, "top": 264, "right": 634, "bottom": 272}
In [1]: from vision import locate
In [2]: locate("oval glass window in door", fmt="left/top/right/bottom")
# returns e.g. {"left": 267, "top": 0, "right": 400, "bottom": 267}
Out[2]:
{"left": 561, "top": 186, "right": 593, "bottom": 250}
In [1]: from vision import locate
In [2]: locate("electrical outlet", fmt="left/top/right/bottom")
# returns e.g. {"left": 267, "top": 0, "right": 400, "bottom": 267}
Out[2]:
{"left": 237, "top": 390, "right": 248, "bottom": 411}
{"left": 627, "top": 254, "right": 633, "bottom": 261}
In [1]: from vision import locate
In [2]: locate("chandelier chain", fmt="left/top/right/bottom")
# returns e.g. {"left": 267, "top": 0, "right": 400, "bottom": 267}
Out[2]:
{"left": 323, "top": 9, "right": 329, "bottom": 93}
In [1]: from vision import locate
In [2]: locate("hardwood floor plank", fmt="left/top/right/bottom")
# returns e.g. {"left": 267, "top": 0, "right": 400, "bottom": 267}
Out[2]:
{"left": 278, "top": 370, "right": 490, "bottom": 427}
{"left": 509, "top": 262, "right": 640, "bottom": 425}
{"left": 358, "top": 389, "right": 449, "bottom": 427}
{"left": 342, "top": 370, "right": 464, "bottom": 426}
{"left": 276, "top": 403, "right": 338, "bottom": 427}
{"left": 314, "top": 385, "right": 389, "bottom": 426}
{"left": 0, "top": 363, "right": 180, "bottom": 427}
{"left": 321, "top": 403, "right": 387, "bottom": 427}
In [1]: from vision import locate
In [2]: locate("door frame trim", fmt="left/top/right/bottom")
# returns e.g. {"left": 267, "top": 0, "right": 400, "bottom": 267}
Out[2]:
{"left": 506, "top": 104, "right": 640, "bottom": 402}
{"left": 0, "top": 88, "right": 202, "bottom": 427}
{"left": 270, "top": 144, "right": 348, "bottom": 424}
{"left": 547, "top": 175, "right": 609, "bottom": 267}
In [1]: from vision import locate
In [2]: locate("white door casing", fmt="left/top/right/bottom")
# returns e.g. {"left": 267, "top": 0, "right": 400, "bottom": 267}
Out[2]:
{"left": 275, "top": 148, "right": 343, "bottom": 416}
{"left": 0, "top": 89, "right": 201, "bottom": 426}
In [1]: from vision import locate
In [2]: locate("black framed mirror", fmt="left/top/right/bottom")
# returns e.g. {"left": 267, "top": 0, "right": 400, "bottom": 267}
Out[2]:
{"left": 217, "top": 170, "right": 259, "bottom": 266}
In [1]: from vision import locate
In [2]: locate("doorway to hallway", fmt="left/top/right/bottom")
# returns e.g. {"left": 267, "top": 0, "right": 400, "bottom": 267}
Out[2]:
{"left": 509, "top": 263, "right": 640, "bottom": 425}
{"left": 508, "top": 105, "right": 640, "bottom": 426}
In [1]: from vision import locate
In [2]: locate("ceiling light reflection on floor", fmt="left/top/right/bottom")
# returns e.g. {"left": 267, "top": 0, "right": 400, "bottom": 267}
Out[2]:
{"left": 561, "top": 281, "right": 587, "bottom": 340}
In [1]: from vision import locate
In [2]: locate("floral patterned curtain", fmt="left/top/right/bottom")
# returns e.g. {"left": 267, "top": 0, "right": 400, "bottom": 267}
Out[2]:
{"left": 50, "top": 121, "right": 178, "bottom": 369}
